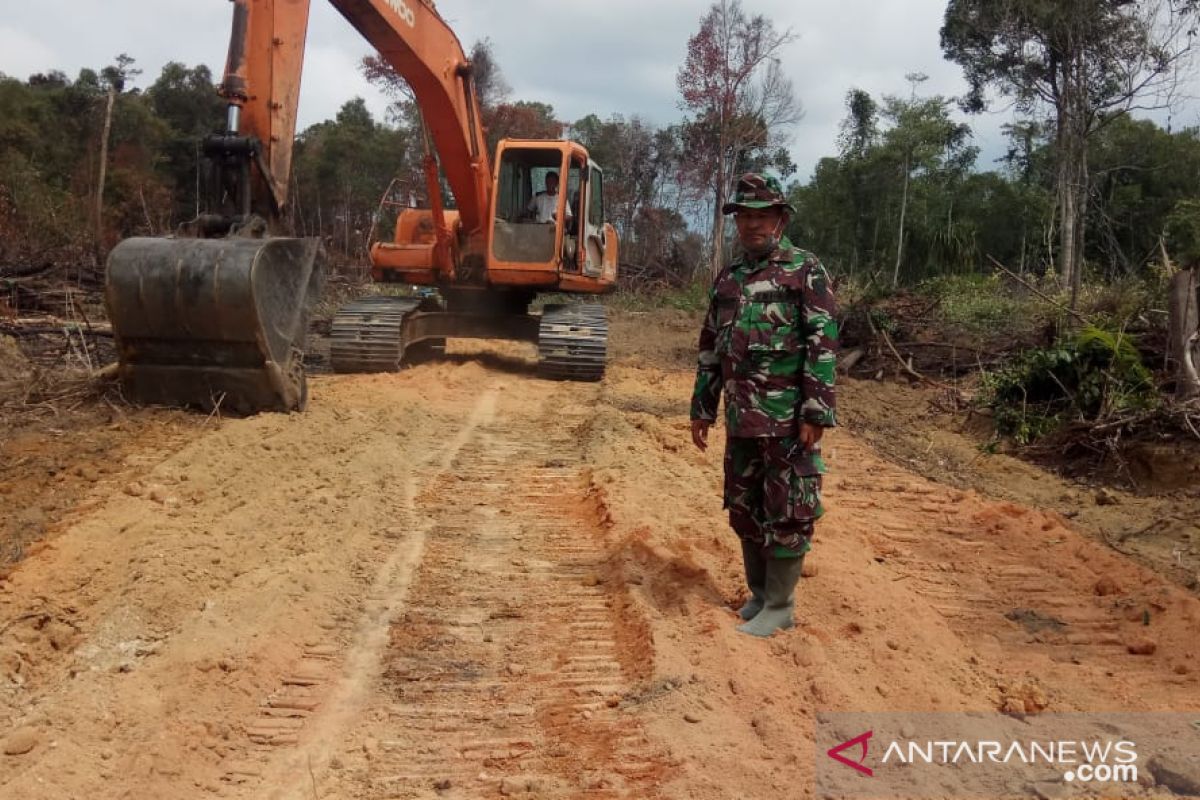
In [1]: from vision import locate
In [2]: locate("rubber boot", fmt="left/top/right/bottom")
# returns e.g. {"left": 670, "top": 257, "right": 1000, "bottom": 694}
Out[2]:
{"left": 737, "top": 555, "right": 805, "bottom": 638}
{"left": 738, "top": 539, "right": 767, "bottom": 621}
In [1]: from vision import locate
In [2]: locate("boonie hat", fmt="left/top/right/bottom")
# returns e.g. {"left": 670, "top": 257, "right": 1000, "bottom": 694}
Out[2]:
{"left": 722, "top": 172, "right": 796, "bottom": 215}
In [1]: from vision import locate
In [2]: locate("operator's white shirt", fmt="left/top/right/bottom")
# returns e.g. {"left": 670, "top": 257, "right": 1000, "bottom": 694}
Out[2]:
{"left": 527, "top": 191, "right": 572, "bottom": 223}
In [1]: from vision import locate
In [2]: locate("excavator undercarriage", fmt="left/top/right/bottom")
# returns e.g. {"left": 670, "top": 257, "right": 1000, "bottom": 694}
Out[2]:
{"left": 330, "top": 292, "right": 607, "bottom": 381}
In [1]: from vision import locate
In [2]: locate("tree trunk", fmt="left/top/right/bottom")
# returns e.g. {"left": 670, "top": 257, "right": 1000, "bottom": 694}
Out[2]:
{"left": 1168, "top": 267, "right": 1200, "bottom": 400}
{"left": 892, "top": 152, "right": 910, "bottom": 288}
{"left": 711, "top": 200, "right": 726, "bottom": 278}
{"left": 1068, "top": 142, "right": 1088, "bottom": 311}
{"left": 94, "top": 86, "right": 116, "bottom": 262}
{"left": 1056, "top": 123, "right": 1077, "bottom": 295}
{"left": 711, "top": 123, "right": 728, "bottom": 277}
{"left": 1058, "top": 39, "right": 1090, "bottom": 311}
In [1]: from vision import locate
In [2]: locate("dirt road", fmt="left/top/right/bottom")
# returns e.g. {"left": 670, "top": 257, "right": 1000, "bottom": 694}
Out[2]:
{"left": 1, "top": 319, "right": 1198, "bottom": 799}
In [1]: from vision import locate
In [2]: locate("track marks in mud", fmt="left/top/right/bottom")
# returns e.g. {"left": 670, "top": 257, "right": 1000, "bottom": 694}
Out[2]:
{"left": 323, "top": 387, "right": 670, "bottom": 800}
{"left": 831, "top": 457, "right": 1199, "bottom": 708}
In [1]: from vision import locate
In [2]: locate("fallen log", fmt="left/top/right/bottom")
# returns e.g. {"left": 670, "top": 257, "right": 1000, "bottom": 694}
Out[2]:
{"left": 0, "top": 318, "right": 113, "bottom": 337}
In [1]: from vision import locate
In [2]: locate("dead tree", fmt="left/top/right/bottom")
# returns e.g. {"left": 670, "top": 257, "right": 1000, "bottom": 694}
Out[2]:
{"left": 1168, "top": 267, "right": 1200, "bottom": 400}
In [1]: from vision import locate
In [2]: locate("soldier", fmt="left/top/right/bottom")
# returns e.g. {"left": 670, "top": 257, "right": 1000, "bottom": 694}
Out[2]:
{"left": 689, "top": 173, "right": 838, "bottom": 638}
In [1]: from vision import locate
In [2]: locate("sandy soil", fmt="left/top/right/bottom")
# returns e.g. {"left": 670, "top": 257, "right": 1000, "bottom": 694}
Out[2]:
{"left": 0, "top": 312, "right": 1198, "bottom": 799}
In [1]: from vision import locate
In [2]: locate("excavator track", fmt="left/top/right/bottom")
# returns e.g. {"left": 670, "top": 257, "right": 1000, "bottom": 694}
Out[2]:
{"left": 329, "top": 296, "right": 423, "bottom": 373}
{"left": 537, "top": 303, "right": 608, "bottom": 381}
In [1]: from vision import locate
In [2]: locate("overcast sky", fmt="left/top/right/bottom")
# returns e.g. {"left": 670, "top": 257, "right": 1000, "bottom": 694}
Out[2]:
{"left": 2, "top": 0, "right": 1197, "bottom": 181}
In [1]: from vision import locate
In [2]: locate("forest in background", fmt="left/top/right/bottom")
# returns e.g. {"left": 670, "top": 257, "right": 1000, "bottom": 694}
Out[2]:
{"left": 4, "top": 1, "right": 1200, "bottom": 288}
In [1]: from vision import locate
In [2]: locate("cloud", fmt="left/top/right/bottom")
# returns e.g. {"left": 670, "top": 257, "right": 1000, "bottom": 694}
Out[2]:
{"left": 0, "top": 25, "right": 61, "bottom": 80}
{"left": 297, "top": 42, "right": 390, "bottom": 132}
{"left": 1, "top": 0, "right": 1194, "bottom": 184}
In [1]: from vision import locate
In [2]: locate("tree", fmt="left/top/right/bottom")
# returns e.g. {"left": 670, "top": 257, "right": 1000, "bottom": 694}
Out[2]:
{"left": 831, "top": 89, "right": 887, "bottom": 274}
{"left": 291, "top": 98, "right": 410, "bottom": 258}
{"left": 881, "top": 75, "right": 975, "bottom": 285}
{"left": 676, "top": 0, "right": 800, "bottom": 275}
{"left": 147, "top": 63, "right": 226, "bottom": 221}
{"left": 890, "top": 73, "right": 928, "bottom": 286}
{"left": 838, "top": 89, "right": 879, "bottom": 160}
{"left": 363, "top": 37, "right": 511, "bottom": 155}
{"left": 95, "top": 54, "right": 143, "bottom": 254}
{"left": 484, "top": 100, "right": 562, "bottom": 148}
{"left": 942, "top": 0, "right": 1200, "bottom": 306}
{"left": 1088, "top": 117, "right": 1200, "bottom": 277}
{"left": 466, "top": 38, "right": 510, "bottom": 118}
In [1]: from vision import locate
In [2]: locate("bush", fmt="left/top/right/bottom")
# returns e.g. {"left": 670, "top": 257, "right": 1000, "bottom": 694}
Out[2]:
{"left": 981, "top": 325, "right": 1158, "bottom": 443}
{"left": 609, "top": 280, "right": 711, "bottom": 313}
{"left": 918, "top": 273, "right": 1046, "bottom": 336}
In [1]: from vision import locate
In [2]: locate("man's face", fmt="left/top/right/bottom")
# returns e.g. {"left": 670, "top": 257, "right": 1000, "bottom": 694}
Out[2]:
{"left": 734, "top": 206, "right": 786, "bottom": 252}
{"left": 546, "top": 175, "right": 560, "bottom": 195}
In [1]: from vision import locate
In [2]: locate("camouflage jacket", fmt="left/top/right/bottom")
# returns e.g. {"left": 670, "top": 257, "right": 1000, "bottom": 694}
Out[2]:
{"left": 690, "top": 236, "right": 838, "bottom": 438}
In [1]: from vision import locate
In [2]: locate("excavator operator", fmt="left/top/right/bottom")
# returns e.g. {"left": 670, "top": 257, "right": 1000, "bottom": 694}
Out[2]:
{"left": 526, "top": 172, "right": 573, "bottom": 224}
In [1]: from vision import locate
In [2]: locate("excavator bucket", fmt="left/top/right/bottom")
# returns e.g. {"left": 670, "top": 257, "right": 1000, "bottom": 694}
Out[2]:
{"left": 105, "top": 236, "right": 325, "bottom": 414}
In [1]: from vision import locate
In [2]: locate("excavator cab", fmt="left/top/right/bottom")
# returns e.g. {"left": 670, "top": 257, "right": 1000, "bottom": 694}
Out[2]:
{"left": 491, "top": 146, "right": 573, "bottom": 266}
{"left": 488, "top": 142, "right": 617, "bottom": 289}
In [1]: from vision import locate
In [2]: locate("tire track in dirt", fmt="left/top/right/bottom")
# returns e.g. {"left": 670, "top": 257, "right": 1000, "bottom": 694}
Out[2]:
{"left": 241, "top": 386, "right": 501, "bottom": 798}
{"left": 831, "top": 448, "right": 1199, "bottom": 707}
{"left": 310, "top": 380, "right": 669, "bottom": 799}
{"left": 0, "top": 368, "right": 499, "bottom": 799}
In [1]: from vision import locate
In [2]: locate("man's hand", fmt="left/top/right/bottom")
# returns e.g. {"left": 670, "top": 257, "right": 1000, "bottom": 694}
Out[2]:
{"left": 799, "top": 422, "right": 825, "bottom": 448}
{"left": 691, "top": 419, "right": 711, "bottom": 452}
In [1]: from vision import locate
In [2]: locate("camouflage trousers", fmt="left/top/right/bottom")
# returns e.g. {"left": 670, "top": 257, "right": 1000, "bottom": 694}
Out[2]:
{"left": 723, "top": 435, "right": 824, "bottom": 558}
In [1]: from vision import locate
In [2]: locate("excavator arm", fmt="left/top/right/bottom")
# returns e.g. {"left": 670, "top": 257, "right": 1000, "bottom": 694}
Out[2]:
{"left": 213, "top": 0, "right": 313, "bottom": 219}
{"left": 216, "top": 0, "right": 491, "bottom": 235}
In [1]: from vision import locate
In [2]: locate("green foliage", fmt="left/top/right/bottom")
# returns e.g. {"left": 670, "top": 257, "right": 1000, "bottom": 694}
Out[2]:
{"left": 0, "top": 71, "right": 104, "bottom": 259}
{"left": 981, "top": 325, "right": 1158, "bottom": 443}
{"left": 919, "top": 273, "right": 1042, "bottom": 335}
{"left": 791, "top": 86, "right": 998, "bottom": 283}
{"left": 1088, "top": 118, "right": 1200, "bottom": 276}
{"left": 940, "top": 0, "right": 1175, "bottom": 116}
{"left": 147, "top": 63, "right": 226, "bottom": 221}
{"left": 867, "top": 308, "right": 898, "bottom": 336}
{"left": 291, "top": 98, "right": 411, "bottom": 261}
{"left": 941, "top": 0, "right": 1200, "bottom": 291}
{"left": 609, "top": 280, "right": 712, "bottom": 313}
{"left": 1164, "top": 198, "right": 1200, "bottom": 268}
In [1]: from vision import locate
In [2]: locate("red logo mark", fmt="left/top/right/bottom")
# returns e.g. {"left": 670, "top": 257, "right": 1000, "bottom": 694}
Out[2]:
{"left": 827, "top": 730, "right": 874, "bottom": 777}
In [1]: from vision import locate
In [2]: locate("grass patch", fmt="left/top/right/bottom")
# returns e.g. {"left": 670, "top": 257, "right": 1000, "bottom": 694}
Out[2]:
{"left": 607, "top": 281, "right": 711, "bottom": 313}
{"left": 917, "top": 273, "right": 1048, "bottom": 337}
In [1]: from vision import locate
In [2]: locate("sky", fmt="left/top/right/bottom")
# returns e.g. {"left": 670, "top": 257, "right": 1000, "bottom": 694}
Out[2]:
{"left": 2, "top": 0, "right": 1197, "bottom": 182}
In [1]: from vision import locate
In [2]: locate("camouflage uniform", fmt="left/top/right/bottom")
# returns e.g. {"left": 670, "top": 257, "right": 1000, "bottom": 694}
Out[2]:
{"left": 691, "top": 178, "right": 838, "bottom": 559}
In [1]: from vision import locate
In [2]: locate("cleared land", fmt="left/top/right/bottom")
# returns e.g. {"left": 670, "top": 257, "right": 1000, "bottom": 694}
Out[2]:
{"left": 0, "top": 311, "right": 1197, "bottom": 799}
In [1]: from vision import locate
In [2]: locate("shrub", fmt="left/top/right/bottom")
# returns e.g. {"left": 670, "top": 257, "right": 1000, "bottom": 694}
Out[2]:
{"left": 981, "top": 325, "right": 1158, "bottom": 443}
{"left": 918, "top": 273, "right": 1045, "bottom": 336}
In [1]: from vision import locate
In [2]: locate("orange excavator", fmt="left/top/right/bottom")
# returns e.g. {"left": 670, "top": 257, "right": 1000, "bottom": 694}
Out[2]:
{"left": 105, "top": 0, "right": 617, "bottom": 413}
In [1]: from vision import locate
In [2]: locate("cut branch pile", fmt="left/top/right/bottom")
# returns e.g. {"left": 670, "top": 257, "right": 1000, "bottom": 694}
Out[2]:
{"left": 1022, "top": 398, "right": 1200, "bottom": 486}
